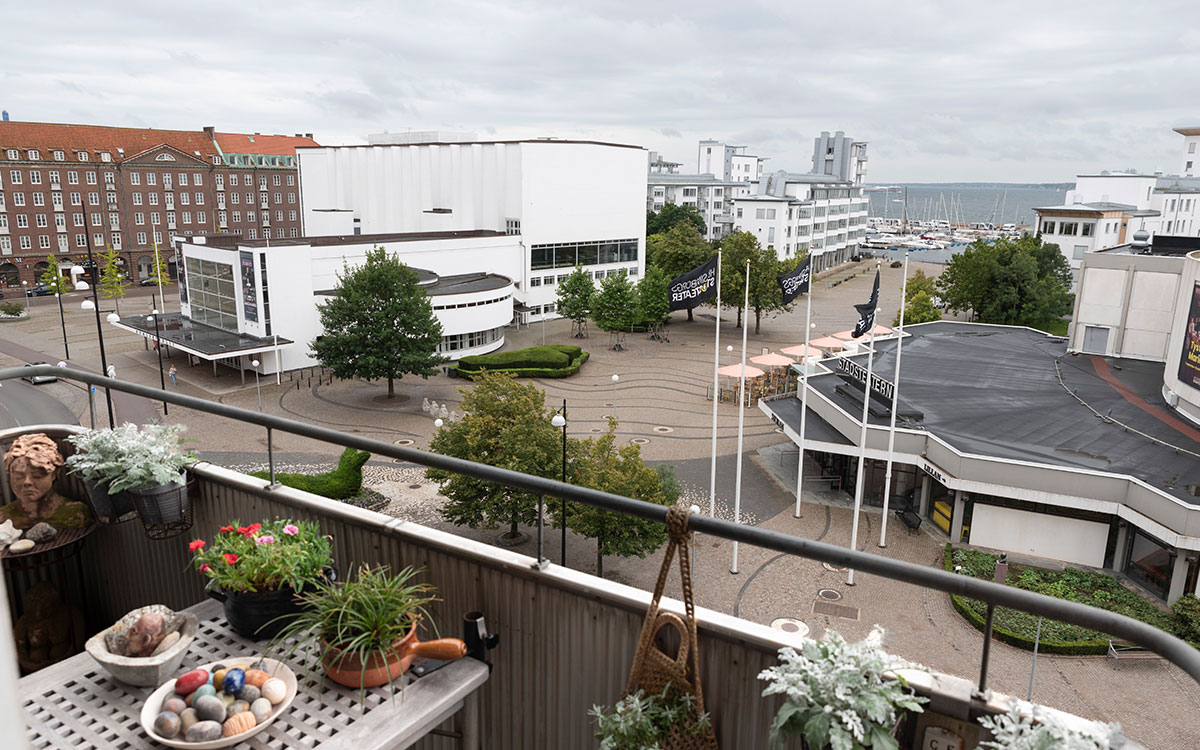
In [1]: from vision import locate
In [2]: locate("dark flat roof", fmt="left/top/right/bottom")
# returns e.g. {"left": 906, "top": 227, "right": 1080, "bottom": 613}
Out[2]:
{"left": 114, "top": 313, "right": 292, "bottom": 357}
{"left": 766, "top": 397, "right": 852, "bottom": 446}
{"left": 315, "top": 272, "right": 511, "bottom": 297}
{"left": 197, "top": 230, "right": 510, "bottom": 250}
{"left": 807, "top": 322, "right": 1200, "bottom": 504}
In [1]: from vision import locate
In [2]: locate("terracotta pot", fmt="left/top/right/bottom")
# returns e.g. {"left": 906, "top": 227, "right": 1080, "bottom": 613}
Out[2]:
{"left": 321, "top": 624, "right": 466, "bottom": 688}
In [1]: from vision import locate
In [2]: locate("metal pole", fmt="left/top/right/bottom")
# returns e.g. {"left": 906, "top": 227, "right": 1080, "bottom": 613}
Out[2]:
{"left": 731, "top": 260, "right": 750, "bottom": 574}
{"left": 55, "top": 293, "right": 69, "bottom": 360}
{"left": 87, "top": 385, "right": 96, "bottom": 429}
{"left": 152, "top": 314, "right": 168, "bottom": 415}
{"left": 709, "top": 250, "right": 722, "bottom": 518}
{"left": 255, "top": 370, "right": 262, "bottom": 411}
{"left": 532, "top": 494, "right": 548, "bottom": 570}
{"left": 847, "top": 297, "right": 879, "bottom": 587}
{"left": 561, "top": 399, "right": 568, "bottom": 568}
{"left": 82, "top": 206, "right": 115, "bottom": 428}
{"left": 1027, "top": 616, "right": 1043, "bottom": 700}
{"left": 979, "top": 603, "right": 996, "bottom": 694}
{"left": 22, "top": 282, "right": 29, "bottom": 315}
{"left": 795, "top": 260, "right": 812, "bottom": 517}
{"left": 267, "top": 427, "right": 277, "bottom": 486}
{"left": 879, "top": 252, "right": 908, "bottom": 547}
{"left": 611, "top": 375, "right": 618, "bottom": 421}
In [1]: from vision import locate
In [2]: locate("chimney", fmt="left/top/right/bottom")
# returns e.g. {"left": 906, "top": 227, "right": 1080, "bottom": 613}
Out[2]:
{"left": 203, "top": 126, "right": 215, "bottom": 140}
{"left": 305, "top": 133, "right": 313, "bottom": 140}
{"left": 1, "top": 111, "right": 8, "bottom": 122}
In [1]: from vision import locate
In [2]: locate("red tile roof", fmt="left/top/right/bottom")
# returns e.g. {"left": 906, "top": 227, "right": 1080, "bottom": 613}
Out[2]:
{"left": 215, "top": 133, "right": 319, "bottom": 155}
{"left": 0, "top": 121, "right": 218, "bottom": 160}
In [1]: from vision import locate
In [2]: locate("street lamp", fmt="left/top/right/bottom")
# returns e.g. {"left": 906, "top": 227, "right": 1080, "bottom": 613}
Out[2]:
{"left": 551, "top": 400, "right": 567, "bottom": 567}
{"left": 146, "top": 311, "right": 168, "bottom": 415}
{"left": 53, "top": 293, "right": 69, "bottom": 360}
{"left": 251, "top": 359, "right": 262, "bottom": 411}
{"left": 610, "top": 374, "right": 619, "bottom": 421}
{"left": 20, "top": 281, "right": 29, "bottom": 314}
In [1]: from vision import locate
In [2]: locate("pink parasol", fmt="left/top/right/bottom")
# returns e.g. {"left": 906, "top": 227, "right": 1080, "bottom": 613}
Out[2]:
{"left": 717, "top": 363, "right": 766, "bottom": 379}
{"left": 751, "top": 353, "right": 794, "bottom": 367}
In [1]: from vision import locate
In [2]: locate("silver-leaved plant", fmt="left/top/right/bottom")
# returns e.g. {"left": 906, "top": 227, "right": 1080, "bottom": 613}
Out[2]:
{"left": 66, "top": 423, "right": 197, "bottom": 493}
{"left": 978, "top": 700, "right": 1126, "bottom": 750}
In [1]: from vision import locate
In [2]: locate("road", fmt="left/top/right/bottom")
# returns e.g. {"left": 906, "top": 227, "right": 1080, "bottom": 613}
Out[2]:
{"left": 0, "top": 378, "right": 78, "bottom": 429}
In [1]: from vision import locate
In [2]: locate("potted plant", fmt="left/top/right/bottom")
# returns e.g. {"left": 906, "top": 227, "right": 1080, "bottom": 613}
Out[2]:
{"left": 590, "top": 683, "right": 712, "bottom": 749}
{"left": 270, "top": 565, "right": 466, "bottom": 691}
{"left": 758, "top": 626, "right": 927, "bottom": 750}
{"left": 190, "top": 519, "right": 334, "bottom": 640}
{"left": 65, "top": 424, "right": 197, "bottom": 533}
{"left": 978, "top": 701, "right": 1126, "bottom": 750}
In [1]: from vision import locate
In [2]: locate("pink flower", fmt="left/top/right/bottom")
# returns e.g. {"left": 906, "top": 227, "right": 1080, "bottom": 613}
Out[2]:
{"left": 199, "top": 563, "right": 210, "bottom": 573}
{"left": 255, "top": 535, "right": 275, "bottom": 545}
{"left": 282, "top": 524, "right": 299, "bottom": 536}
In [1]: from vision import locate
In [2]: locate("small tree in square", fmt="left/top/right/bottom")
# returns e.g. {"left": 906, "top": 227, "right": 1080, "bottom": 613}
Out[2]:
{"left": 556, "top": 265, "right": 594, "bottom": 338}
{"left": 310, "top": 245, "right": 445, "bottom": 398}
{"left": 636, "top": 265, "right": 670, "bottom": 328}
{"left": 98, "top": 245, "right": 131, "bottom": 314}
{"left": 592, "top": 272, "right": 641, "bottom": 333}
{"left": 39, "top": 255, "right": 71, "bottom": 295}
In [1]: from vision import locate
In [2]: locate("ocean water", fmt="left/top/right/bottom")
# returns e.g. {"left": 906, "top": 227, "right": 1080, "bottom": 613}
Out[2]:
{"left": 866, "top": 184, "right": 1067, "bottom": 229}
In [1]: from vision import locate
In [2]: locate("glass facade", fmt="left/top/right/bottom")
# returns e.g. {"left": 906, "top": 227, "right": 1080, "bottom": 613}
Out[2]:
{"left": 184, "top": 257, "right": 238, "bottom": 332}
{"left": 1124, "top": 529, "right": 1174, "bottom": 599}
{"left": 438, "top": 326, "right": 503, "bottom": 354}
{"left": 530, "top": 239, "right": 638, "bottom": 270}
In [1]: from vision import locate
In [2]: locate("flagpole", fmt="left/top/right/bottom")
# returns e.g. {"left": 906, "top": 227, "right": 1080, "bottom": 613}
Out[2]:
{"left": 152, "top": 227, "right": 164, "bottom": 314}
{"left": 847, "top": 261, "right": 881, "bottom": 586}
{"left": 731, "top": 260, "right": 750, "bottom": 574}
{"left": 879, "top": 251, "right": 909, "bottom": 547}
{"left": 795, "top": 258, "right": 813, "bottom": 518}
{"left": 709, "top": 250, "right": 722, "bottom": 519}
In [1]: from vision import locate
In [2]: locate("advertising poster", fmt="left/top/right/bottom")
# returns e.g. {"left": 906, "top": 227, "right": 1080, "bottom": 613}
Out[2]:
{"left": 1178, "top": 281, "right": 1200, "bottom": 390}
{"left": 240, "top": 250, "right": 258, "bottom": 323}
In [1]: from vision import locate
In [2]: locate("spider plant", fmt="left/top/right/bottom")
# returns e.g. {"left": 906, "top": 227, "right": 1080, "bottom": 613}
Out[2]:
{"left": 269, "top": 564, "right": 438, "bottom": 696}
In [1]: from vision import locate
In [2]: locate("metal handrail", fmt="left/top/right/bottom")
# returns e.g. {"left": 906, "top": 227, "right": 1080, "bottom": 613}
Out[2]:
{"left": 7, "top": 364, "right": 1200, "bottom": 687}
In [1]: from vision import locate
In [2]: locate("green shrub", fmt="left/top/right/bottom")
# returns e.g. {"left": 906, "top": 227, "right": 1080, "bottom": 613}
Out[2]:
{"left": 251, "top": 447, "right": 370, "bottom": 500}
{"left": 0, "top": 302, "right": 24, "bottom": 316}
{"left": 456, "top": 346, "right": 589, "bottom": 380}
{"left": 1173, "top": 593, "right": 1200, "bottom": 643}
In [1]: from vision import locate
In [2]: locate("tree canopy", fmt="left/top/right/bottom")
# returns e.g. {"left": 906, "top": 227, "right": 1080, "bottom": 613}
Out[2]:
{"left": 39, "top": 255, "right": 71, "bottom": 295}
{"left": 647, "top": 223, "right": 712, "bottom": 322}
{"left": 636, "top": 265, "right": 670, "bottom": 328}
{"left": 429, "top": 371, "right": 562, "bottom": 540}
{"left": 98, "top": 245, "right": 130, "bottom": 314}
{"left": 556, "top": 265, "right": 594, "bottom": 336}
{"left": 936, "top": 236, "right": 1073, "bottom": 329}
{"left": 647, "top": 203, "right": 706, "bottom": 237}
{"left": 310, "top": 245, "right": 444, "bottom": 398}
{"left": 893, "top": 290, "right": 942, "bottom": 327}
{"left": 592, "top": 272, "right": 640, "bottom": 333}
{"left": 717, "top": 231, "right": 797, "bottom": 333}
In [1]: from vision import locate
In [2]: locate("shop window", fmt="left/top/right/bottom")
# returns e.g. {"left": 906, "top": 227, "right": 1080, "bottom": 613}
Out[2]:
{"left": 1124, "top": 529, "right": 1173, "bottom": 599}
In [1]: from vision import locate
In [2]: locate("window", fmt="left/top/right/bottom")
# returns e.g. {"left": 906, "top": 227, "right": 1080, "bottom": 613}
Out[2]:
{"left": 36, "top": 214, "right": 47, "bottom": 227}
{"left": 75, "top": 234, "right": 85, "bottom": 247}
{"left": 274, "top": 192, "right": 282, "bottom": 204}
{"left": 109, "top": 213, "right": 119, "bottom": 229}
{"left": 529, "top": 277, "right": 542, "bottom": 287}
{"left": 5, "top": 149, "right": 16, "bottom": 160}
{"left": 0, "top": 237, "right": 9, "bottom": 254}
{"left": 1073, "top": 245, "right": 1087, "bottom": 260}
{"left": 54, "top": 214, "right": 65, "bottom": 230}
{"left": 149, "top": 193, "right": 158, "bottom": 205}
{"left": 151, "top": 212, "right": 160, "bottom": 226}
{"left": 153, "top": 231, "right": 162, "bottom": 244}
{"left": 91, "top": 212, "right": 102, "bottom": 226}
{"left": 231, "top": 192, "right": 239, "bottom": 204}
{"left": 1081, "top": 222, "right": 1094, "bottom": 236}
{"left": 247, "top": 210, "right": 255, "bottom": 221}
{"left": 146, "top": 173, "right": 156, "bottom": 185}
{"left": 73, "top": 213, "right": 83, "bottom": 227}
{"left": 135, "top": 212, "right": 144, "bottom": 225}
{"left": 48, "top": 171, "right": 59, "bottom": 185}
{"left": 67, "top": 171, "right": 78, "bottom": 184}
{"left": 13, "top": 193, "right": 23, "bottom": 207}
{"left": 30, "top": 170, "right": 41, "bottom": 184}
{"left": 1191, "top": 143, "right": 1197, "bottom": 154}
{"left": 218, "top": 211, "right": 227, "bottom": 226}
{"left": 89, "top": 192, "right": 99, "bottom": 206}
{"left": 736, "top": 208, "right": 742, "bottom": 218}
{"left": 273, "top": 174, "right": 281, "bottom": 186}
{"left": 137, "top": 231, "right": 147, "bottom": 245}
{"left": 247, "top": 228, "right": 256, "bottom": 239}
{"left": 233, "top": 211, "right": 242, "bottom": 223}
{"left": 100, "top": 152, "right": 111, "bottom": 162}
{"left": 246, "top": 192, "right": 253, "bottom": 204}
{"left": 69, "top": 192, "right": 80, "bottom": 205}
{"left": 51, "top": 193, "right": 62, "bottom": 209}
{"left": 179, "top": 192, "right": 190, "bottom": 205}
{"left": 288, "top": 192, "right": 295, "bottom": 203}
{"left": 178, "top": 173, "right": 188, "bottom": 186}
{"left": 32, "top": 192, "right": 43, "bottom": 206}
{"left": 194, "top": 192, "right": 203, "bottom": 205}
{"left": 229, "top": 174, "right": 239, "bottom": 186}
{"left": 287, "top": 174, "right": 295, "bottom": 186}
{"left": 1041, "top": 220, "right": 1056, "bottom": 234}
{"left": 20, "top": 236, "right": 31, "bottom": 250}
{"left": 289, "top": 210, "right": 297, "bottom": 221}
{"left": 86, "top": 171, "right": 97, "bottom": 185}
{"left": 1059, "top": 222, "right": 1078, "bottom": 235}
{"left": 182, "top": 211, "right": 191, "bottom": 224}
{"left": 39, "top": 235, "right": 50, "bottom": 249}
{"left": 197, "top": 211, "right": 206, "bottom": 224}
{"left": 57, "top": 235, "right": 68, "bottom": 251}
{"left": 129, "top": 172, "right": 140, "bottom": 186}
{"left": 27, "top": 150, "right": 39, "bottom": 160}
{"left": 8, "top": 170, "right": 21, "bottom": 184}
{"left": 275, "top": 210, "right": 282, "bottom": 221}
{"left": 78, "top": 151, "right": 89, "bottom": 161}
{"left": 215, "top": 175, "right": 224, "bottom": 189}
{"left": 132, "top": 192, "right": 142, "bottom": 205}
{"left": 53, "top": 150, "right": 64, "bottom": 161}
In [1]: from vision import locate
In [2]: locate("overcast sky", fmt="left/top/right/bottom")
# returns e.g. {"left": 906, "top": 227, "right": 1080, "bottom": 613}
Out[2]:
{"left": 5, "top": 1, "right": 1197, "bottom": 183}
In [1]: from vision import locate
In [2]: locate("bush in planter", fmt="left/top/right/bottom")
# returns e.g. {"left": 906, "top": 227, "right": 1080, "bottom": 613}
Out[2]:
{"left": 590, "top": 683, "right": 712, "bottom": 749}
{"left": 0, "top": 302, "right": 24, "bottom": 317}
{"left": 758, "top": 626, "right": 926, "bottom": 750}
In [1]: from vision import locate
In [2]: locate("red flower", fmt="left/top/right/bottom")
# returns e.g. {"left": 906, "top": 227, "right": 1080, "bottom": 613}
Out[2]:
{"left": 220, "top": 525, "right": 234, "bottom": 533}
{"left": 242, "top": 523, "right": 263, "bottom": 539}
{"left": 188, "top": 539, "right": 205, "bottom": 552}
{"left": 223, "top": 553, "right": 239, "bottom": 565}
{"left": 236, "top": 526, "right": 249, "bottom": 535}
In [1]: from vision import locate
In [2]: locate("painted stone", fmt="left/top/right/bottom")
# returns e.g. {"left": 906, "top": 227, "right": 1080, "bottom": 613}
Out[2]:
{"left": 238, "top": 684, "right": 261, "bottom": 704}
{"left": 151, "top": 631, "right": 182, "bottom": 657}
{"left": 228, "top": 700, "right": 250, "bottom": 716}
{"left": 222, "top": 668, "right": 246, "bottom": 695}
{"left": 192, "top": 694, "right": 226, "bottom": 723}
{"left": 179, "top": 708, "right": 200, "bottom": 732}
{"left": 250, "top": 698, "right": 272, "bottom": 724}
{"left": 8, "top": 539, "right": 34, "bottom": 553}
{"left": 222, "top": 711, "right": 256, "bottom": 737}
{"left": 193, "top": 684, "right": 216, "bottom": 701}
{"left": 219, "top": 692, "right": 236, "bottom": 708}
{"left": 261, "top": 677, "right": 286, "bottom": 705}
{"left": 161, "top": 697, "right": 186, "bottom": 715}
{"left": 243, "top": 669, "right": 270, "bottom": 688}
{"left": 212, "top": 668, "right": 228, "bottom": 687}
{"left": 174, "top": 668, "right": 209, "bottom": 695}
{"left": 185, "top": 721, "right": 223, "bottom": 742}
{"left": 154, "top": 711, "right": 181, "bottom": 738}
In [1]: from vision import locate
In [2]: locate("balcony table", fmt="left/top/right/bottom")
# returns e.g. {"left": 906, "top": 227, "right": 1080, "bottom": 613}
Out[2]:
{"left": 19, "top": 598, "right": 488, "bottom": 749}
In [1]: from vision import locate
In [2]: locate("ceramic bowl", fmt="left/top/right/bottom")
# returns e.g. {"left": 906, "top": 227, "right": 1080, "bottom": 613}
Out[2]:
{"left": 139, "top": 656, "right": 297, "bottom": 749}
{"left": 85, "top": 613, "right": 199, "bottom": 687}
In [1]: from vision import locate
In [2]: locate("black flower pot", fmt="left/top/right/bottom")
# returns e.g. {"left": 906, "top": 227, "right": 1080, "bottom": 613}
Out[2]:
{"left": 207, "top": 567, "right": 336, "bottom": 640}
{"left": 81, "top": 479, "right": 137, "bottom": 525}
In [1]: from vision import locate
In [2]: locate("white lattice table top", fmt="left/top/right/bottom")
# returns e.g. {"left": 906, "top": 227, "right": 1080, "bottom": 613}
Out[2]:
{"left": 21, "top": 599, "right": 488, "bottom": 750}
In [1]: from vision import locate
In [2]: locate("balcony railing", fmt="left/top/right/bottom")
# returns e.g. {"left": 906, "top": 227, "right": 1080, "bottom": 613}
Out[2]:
{"left": 4, "top": 365, "right": 1196, "bottom": 748}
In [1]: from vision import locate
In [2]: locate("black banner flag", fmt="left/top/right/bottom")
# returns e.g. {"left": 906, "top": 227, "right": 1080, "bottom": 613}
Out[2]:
{"left": 668, "top": 256, "right": 719, "bottom": 311}
{"left": 851, "top": 270, "right": 880, "bottom": 338}
{"left": 777, "top": 255, "right": 812, "bottom": 305}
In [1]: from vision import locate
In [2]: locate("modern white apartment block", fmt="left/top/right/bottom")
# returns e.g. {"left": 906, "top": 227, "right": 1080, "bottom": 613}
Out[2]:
{"left": 647, "top": 132, "right": 869, "bottom": 271}
{"left": 297, "top": 138, "right": 648, "bottom": 322}
{"left": 1035, "top": 126, "right": 1200, "bottom": 281}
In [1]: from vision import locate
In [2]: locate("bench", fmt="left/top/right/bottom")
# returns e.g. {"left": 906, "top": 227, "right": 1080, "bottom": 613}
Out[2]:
{"left": 896, "top": 508, "right": 922, "bottom": 532}
{"left": 1107, "top": 640, "right": 1164, "bottom": 669}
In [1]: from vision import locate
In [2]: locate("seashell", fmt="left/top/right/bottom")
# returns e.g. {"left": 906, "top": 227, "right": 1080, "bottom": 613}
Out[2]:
{"left": 222, "top": 711, "right": 257, "bottom": 737}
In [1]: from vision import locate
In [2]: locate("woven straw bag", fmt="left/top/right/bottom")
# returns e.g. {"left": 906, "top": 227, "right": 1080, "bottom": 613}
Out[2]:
{"left": 623, "top": 506, "right": 719, "bottom": 749}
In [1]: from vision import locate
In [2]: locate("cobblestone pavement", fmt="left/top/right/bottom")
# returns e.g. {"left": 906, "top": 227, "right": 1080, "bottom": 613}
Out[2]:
{"left": 2, "top": 261, "right": 1196, "bottom": 745}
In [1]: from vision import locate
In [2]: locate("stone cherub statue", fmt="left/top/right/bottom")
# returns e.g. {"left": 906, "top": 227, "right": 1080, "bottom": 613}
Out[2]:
{"left": 1, "top": 434, "right": 91, "bottom": 531}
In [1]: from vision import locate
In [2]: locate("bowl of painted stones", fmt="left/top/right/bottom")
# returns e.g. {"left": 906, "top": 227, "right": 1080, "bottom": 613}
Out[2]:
{"left": 139, "top": 656, "right": 297, "bottom": 748}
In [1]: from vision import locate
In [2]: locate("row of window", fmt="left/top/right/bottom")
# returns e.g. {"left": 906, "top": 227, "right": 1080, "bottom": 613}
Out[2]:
{"left": 438, "top": 326, "right": 503, "bottom": 354}
{"left": 529, "top": 239, "right": 639, "bottom": 271}
{"left": 1041, "top": 220, "right": 1095, "bottom": 237}
{"left": 1, "top": 147, "right": 303, "bottom": 169}
{"left": 527, "top": 266, "right": 639, "bottom": 287}
{"left": 6, "top": 148, "right": 107, "bottom": 162}
{"left": 431, "top": 293, "right": 512, "bottom": 311}
{"left": 1166, "top": 198, "right": 1196, "bottom": 213}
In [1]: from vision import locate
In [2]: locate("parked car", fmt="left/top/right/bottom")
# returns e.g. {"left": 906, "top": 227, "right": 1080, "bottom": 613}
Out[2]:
{"left": 139, "top": 278, "right": 160, "bottom": 286}
{"left": 25, "top": 284, "right": 52, "bottom": 297}
{"left": 22, "top": 363, "right": 58, "bottom": 385}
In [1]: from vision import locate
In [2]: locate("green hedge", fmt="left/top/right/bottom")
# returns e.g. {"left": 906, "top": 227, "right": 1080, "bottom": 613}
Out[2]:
{"left": 943, "top": 545, "right": 1197, "bottom": 655}
{"left": 250, "top": 447, "right": 370, "bottom": 500}
{"left": 456, "top": 345, "right": 589, "bottom": 379}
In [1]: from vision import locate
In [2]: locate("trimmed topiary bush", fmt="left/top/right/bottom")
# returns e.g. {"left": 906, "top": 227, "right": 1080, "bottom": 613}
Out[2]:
{"left": 251, "top": 447, "right": 370, "bottom": 500}
{"left": 456, "top": 344, "right": 589, "bottom": 379}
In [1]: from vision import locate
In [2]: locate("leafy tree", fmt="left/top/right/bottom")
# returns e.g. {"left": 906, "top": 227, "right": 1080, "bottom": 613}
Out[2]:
{"left": 647, "top": 203, "right": 706, "bottom": 237}
{"left": 892, "top": 290, "right": 942, "bottom": 327}
{"left": 98, "top": 245, "right": 131, "bottom": 314}
{"left": 936, "top": 236, "right": 1073, "bottom": 329}
{"left": 556, "top": 265, "right": 594, "bottom": 337}
{"left": 905, "top": 268, "right": 937, "bottom": 303}
{"left": 562, "top": 424, "right": 670, "bottom": 577}
{"left": 429, "top": 371, "right": 562, "bottom": 541}
{"left": 647, "top": 223, "right": 711, "bottom": 322}
{"left": 147, "top": 246, "right": 173, "bottom": 289}
{"left": 636, "top": 265, "right": 670, "bottom": 327}
{"left": 749, "top": 248, "right": 804, "bottom": 334}
{"left": 39, "top": 255, "right": 71, "bottom": 295}
{"left": 719, "top": 231, "right": 794, "bottom": 332}
{"left": 310, "top": 245, "right": 444, "bottom": 398}
{"left": 593, "top": 272, "right": 640, "bottom": 333}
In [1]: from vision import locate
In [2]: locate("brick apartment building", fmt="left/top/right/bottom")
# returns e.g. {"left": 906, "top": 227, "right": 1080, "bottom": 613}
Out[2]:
{"left": 0, "top": 120, "right": 317, "bottom": 288}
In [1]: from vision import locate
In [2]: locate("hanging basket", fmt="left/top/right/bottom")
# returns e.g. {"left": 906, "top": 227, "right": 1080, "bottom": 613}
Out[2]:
{"left": 623, "top": 505, "right": 719, "bottom": 750}
{"left": 81, "top": 479, "right": 137, "bottom": 525}
{"left": 128, "top": 472, "right": 194, "bottom": 540}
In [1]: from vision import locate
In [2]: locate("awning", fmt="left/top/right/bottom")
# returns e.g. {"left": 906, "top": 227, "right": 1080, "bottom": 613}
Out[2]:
{"left": 109, "top": 313, "right": 293, "bottom": 362}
